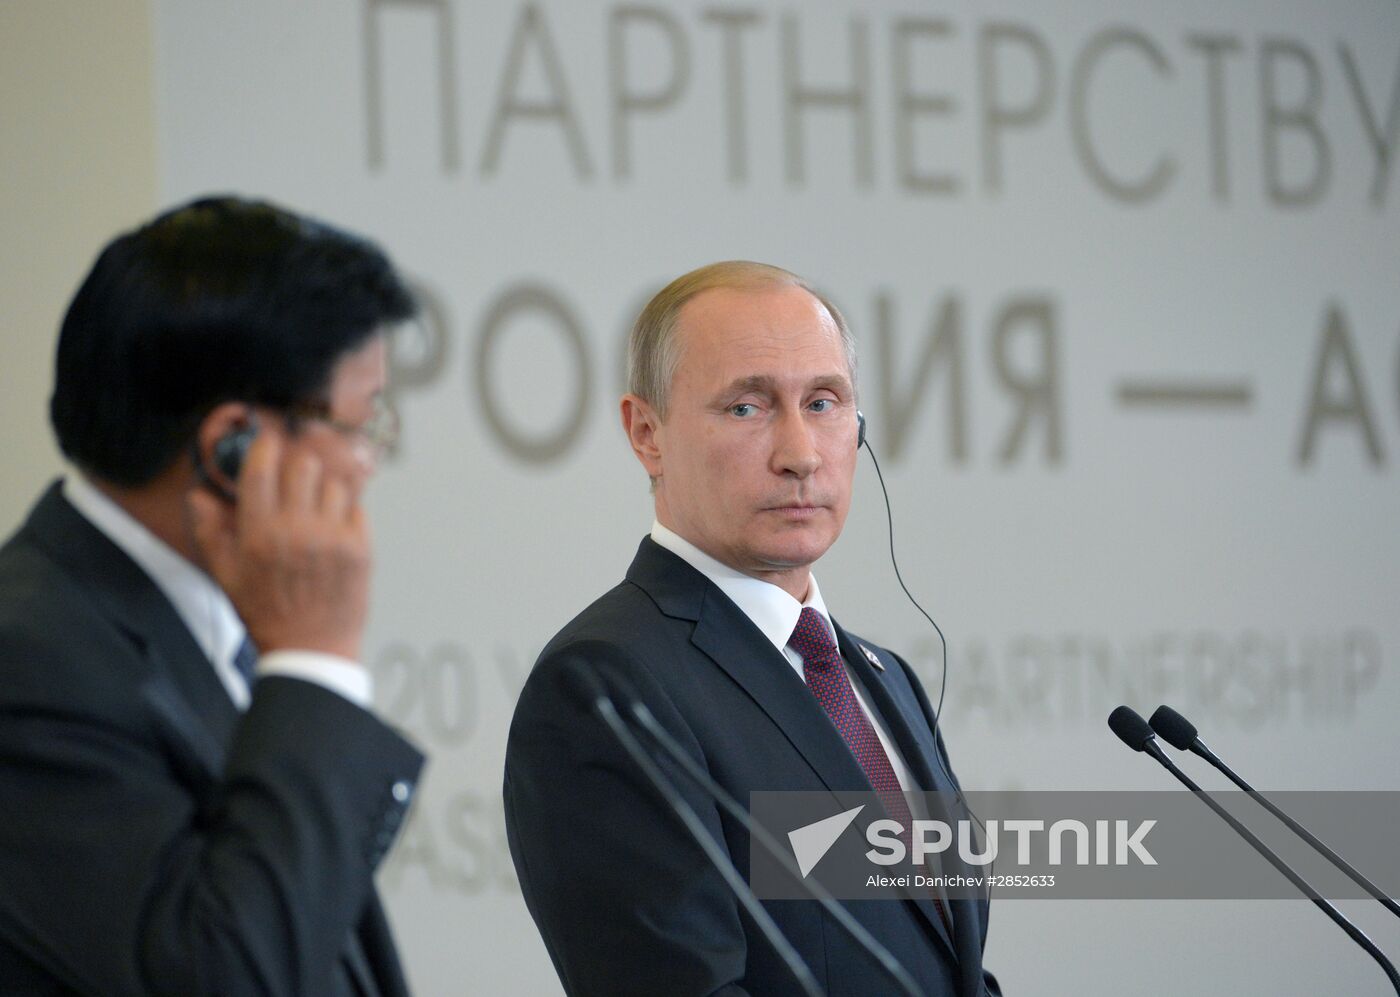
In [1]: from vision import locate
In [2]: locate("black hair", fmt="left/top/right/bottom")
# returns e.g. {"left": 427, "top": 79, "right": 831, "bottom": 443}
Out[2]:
{"left": 49, "top": 195, "right": 417, "bottom": 486}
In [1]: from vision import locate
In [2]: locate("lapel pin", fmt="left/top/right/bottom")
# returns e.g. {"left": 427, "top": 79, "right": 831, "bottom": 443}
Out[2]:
{"left": 859, "top": 644, "right": 885, "bottom": 671}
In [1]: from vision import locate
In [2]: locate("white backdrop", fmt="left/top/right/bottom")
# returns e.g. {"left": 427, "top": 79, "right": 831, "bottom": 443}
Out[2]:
{"left": 154, "top": 2, "right": 1399, "bottom": 993}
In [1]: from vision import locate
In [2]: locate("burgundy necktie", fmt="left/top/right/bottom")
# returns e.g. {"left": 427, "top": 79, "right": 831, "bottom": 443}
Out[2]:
{"left": 788, "top": 607, "right": 951, "bottom": 934}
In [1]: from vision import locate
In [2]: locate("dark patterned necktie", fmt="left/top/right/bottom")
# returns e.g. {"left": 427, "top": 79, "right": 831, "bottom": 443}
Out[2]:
{"left": 232, "top": 636, "right": 258, "bottom": 687}
{"left": 788, "top": 607, "right": 951, "bottom": 934}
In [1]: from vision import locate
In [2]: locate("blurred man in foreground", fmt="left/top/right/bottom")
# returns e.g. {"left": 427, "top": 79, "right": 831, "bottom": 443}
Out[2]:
{"left": 0, "top": 197, "right": 424, "bottom": 995}
{"left": 505, "top": 261, "right": 998, "bottom": 995}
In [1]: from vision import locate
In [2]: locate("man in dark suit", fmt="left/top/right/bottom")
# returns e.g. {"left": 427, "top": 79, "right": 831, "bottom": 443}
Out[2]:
{"left": 504, "top": 262, "right": 999, "bottom": 995}
{"left": 0, "top": 197, "right": 425, "bottom": 995}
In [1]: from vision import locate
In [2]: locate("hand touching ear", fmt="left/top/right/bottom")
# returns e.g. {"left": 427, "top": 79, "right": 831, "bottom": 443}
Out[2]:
{"left": 188, "top": 422, "right": 370, "bottom": 661}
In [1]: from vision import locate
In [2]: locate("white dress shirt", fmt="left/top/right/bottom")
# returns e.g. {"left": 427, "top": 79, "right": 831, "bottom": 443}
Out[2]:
{"left": 64, "top": 475, "right": 372, "bottom": 711}
{"left": 650, "top": 521, "right": 917, "bottom": 791}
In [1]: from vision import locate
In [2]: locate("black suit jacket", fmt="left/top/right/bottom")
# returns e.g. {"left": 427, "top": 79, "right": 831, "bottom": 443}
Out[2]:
{"left": 504, "top": 538, "right": 998, "bottom": 996}
{"left": 0, "top": 483, "right": 424, "bottom": 996}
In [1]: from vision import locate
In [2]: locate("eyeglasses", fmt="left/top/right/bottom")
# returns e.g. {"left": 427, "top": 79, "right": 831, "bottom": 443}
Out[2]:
{"left": 289, "top": 394, "right": 400, "bottom": 455}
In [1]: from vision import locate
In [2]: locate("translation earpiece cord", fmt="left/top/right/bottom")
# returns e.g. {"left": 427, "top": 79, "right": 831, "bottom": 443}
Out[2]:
{"left": 863, "top": 443, "right": 949, "bottom": 732}
{"left": 863, "top": 440, "right": 990, "bottom": 849}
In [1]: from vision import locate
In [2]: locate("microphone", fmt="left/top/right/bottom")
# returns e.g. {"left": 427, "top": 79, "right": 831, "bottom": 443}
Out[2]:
{"left": 1108, "top": 706, "right": 1400, "bottom": 994}
{"left": 564, "top": 662, "right": 823, "bottom": 997}
{"left": 618, "top": 690, "right": 924, "bottom": 997}
{"left": 1150, "top": 704, "right": 1400, "bottom": 920}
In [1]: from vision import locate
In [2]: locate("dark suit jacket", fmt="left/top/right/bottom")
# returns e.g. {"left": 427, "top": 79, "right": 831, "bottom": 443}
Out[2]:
{"left": 504, "top": 538, "right": 998, "bottom": 996}
{"left": 0, "top": 483, "right": 425, "bottom": 996}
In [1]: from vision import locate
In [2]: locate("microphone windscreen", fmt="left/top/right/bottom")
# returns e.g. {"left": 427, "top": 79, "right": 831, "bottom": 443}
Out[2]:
{"left": 1149, "top": 705, "right": 1199, "bottom": 750}
{"left": 1108, "top": 706, "right": 1156, "bottom": 752}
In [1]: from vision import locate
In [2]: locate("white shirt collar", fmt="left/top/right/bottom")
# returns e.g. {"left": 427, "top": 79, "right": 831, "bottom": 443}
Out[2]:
{"left": 649, "top": 520, "right": 836, "bottom": 653}
{"left": 63, "top": 475, "right": 250, "bottom": 707}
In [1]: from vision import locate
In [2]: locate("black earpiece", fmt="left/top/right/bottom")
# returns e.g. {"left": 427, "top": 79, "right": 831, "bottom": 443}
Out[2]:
{"left": 213, "top": 421, "right": 258, "bottom": 480}
{"left": 194, "top": 413, "right": 259, "bottom": 503}
{"left": 856, "top": 410, "right": 866, "bottom": 450}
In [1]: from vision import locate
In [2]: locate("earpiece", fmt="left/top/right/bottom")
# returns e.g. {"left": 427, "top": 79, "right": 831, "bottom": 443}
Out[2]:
{"left": 213, "top": 421, "right": 258, "bottom": 480}
{"left": 194, "top": 412, "right": 259, "bottom": 503}
{"left": 856, "top": 410, "right": 866, "bottom": 450}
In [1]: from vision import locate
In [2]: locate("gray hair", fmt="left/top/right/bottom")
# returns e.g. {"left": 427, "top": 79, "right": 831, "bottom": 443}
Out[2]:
{"left": 626, "top": 260, "right": 857, "bottom": 418}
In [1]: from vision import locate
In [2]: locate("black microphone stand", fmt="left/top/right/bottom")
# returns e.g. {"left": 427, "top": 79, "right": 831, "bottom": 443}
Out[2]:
{"left": 1150, "top": 705, "right": 1400, "bottom": 920}
{"left": 1110, "top": 707, "right": 1400, "bottom": 994}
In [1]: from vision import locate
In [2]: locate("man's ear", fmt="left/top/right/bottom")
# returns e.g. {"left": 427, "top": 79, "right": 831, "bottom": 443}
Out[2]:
{"left": 620, "top": 394, "right": 663, "bottom": 480}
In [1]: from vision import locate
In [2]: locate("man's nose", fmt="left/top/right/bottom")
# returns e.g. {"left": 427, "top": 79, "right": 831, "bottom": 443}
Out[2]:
{"left": 770, "top": 408, "right": 821, "bottom": 478}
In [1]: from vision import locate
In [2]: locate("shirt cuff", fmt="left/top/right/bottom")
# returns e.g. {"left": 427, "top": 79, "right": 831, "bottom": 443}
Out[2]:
{"left": 257, "top": 650, "right": 373, "bottom": 709}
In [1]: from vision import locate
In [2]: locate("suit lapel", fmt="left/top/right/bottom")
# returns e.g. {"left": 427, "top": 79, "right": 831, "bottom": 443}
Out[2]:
{"left": 24, "top": 483, "right": 239, "bottom": 778}
{"left": 834, "top": 623, "right": 994, "bottom": 993}
{"left": 830, "top": 618, "right": 973, "bottom": 960}
{"left": 627, "top": 539, "right": 961, "bottom": 963}
{"left": 832, "top": 621, "right": 946, "bottom": 794}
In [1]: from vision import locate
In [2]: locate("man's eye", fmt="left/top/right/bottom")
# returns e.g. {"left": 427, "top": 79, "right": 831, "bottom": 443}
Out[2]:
{"left": 730, "top": 403, "right": 756, "bottom": 418}
{"left": 809, "top": 398, "right": 834, "bottom": 413}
